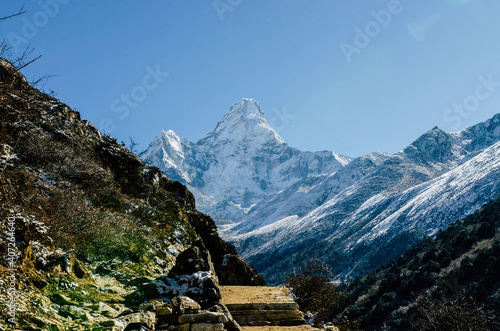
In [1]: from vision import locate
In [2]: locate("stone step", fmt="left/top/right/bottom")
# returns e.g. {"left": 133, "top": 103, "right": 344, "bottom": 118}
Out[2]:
{"left": 234, "top": 315, "right": 305, "bottom": 324}
{"left": 220, "top": 286, "right": 306, "bottom": 327}
{"left": 238, "top": 319, "right": 307, "bottom": 327}
{"left": 278, "top": 319, "right": 308, "bottom": 326}
{"left": 230, "top": 310, "right": 304, "bottom": 317}
{"left": 230, "top": 308, "right": 305, "bottom": 325}
{"left": 225, "top": 302, "right": 299, "bottom": 311}
{"left": 235, "top": 316, "right": 305, "bottom": 324}
{"left": 240, "top": 321, "right": 273, "bottom": 327}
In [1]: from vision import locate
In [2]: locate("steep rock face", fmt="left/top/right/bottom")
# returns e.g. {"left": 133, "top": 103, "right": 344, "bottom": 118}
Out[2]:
{"left": 141, "top": 98, "right": 351, "bottom": 221}
{"left": 0, "top": 58, "right": 262, "bottom": 329}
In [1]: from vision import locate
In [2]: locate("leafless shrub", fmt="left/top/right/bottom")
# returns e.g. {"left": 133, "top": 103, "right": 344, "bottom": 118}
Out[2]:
{"left": 416, "top": 294, "right": 499, "bottom": 330}
{"left": 285, "top": 258, "right": 345, "bottom": 325}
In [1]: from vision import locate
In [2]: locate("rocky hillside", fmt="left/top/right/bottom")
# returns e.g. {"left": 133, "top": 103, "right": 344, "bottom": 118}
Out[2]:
{"left": 338, "top": 194, "right": 500, "bottom": 330}
{"left": 0, "top": 58, "right": 263, "bottom": 330}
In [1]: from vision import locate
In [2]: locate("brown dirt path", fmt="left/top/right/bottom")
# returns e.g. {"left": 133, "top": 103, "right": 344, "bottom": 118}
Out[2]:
{"left": 220, "top": 286, "right": 294, "bottom": 304}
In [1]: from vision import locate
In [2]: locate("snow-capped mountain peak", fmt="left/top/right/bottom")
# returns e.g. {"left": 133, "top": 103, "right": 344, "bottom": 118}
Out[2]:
{"left": 200, "top": 98, "right": 284, "bottom": 146}
{"left": 161, "top": 129, "right": 183, "bottom": 151}
{"left": 142, "top": 97, "right": 500, "bottom": 284}
{"left": 139, "top": 129, "right": 192, "bottom": 183}
{"left": 141, "top": 98, "right": 351, "bottom": 219}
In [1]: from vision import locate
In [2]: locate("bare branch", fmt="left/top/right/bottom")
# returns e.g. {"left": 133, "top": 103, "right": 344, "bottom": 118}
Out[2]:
{"left": 0, "top": 4, "right": 27, "bottom": 22}
{"left": 31, "top": 74, "right": 59, "bottom": 90}
{"left": 17, "top": 54, "right": 41, "bottom": 70}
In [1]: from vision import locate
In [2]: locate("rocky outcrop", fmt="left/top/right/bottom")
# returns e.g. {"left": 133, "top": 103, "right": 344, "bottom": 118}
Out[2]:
{"left": 188, "top": 213, "right": 265, "bottom": 286}
{"left": 125, "top": 241, "right": 241, "bottom": 331}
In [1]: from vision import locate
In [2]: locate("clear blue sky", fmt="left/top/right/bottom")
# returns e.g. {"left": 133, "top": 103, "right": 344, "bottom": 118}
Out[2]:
{"left": 2, "top": 0, "right": 500, "bottom": 157}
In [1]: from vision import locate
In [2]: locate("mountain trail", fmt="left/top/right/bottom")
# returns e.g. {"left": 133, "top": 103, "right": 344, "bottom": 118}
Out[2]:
{"left": 220, "top": 286, "right": 323, "bottom": 330}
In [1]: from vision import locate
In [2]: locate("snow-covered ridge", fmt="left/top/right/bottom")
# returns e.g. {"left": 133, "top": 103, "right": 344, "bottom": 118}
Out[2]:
{"left": 141, "top": 98, "right": 352, "bottom": 221}
{"left": 142, "top": 98, "right": 500, "bottom": 282}
{"left": 230, "top": 113, "right": 500, "bottom": 281}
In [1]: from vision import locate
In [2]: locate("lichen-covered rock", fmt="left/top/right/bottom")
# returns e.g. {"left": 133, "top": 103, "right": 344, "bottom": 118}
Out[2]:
{"left": 178, "top": 311, "right": 228, "bottom": 324}
{"left": 91, "top": 302, "right": 120, "bottom": 318}
{"left": 171, "top": 296, "right": 202, "bottom": 315}
{"left": 117, "top": 312, "right": 156, "bottom": 328}
{"left": 58, "top": 305, "right": 86, "bottom": 320}
{"left": 127, "top": 243, "right": 222, "bottom": 309}
{"left": 101, "top": 319, "right": 126, "bottom": 327}
{"left": 168, "top": 242, "right": 216, "bottom": 279}
{"left": 138, "top": 299, "right": 171, "bottom": 312}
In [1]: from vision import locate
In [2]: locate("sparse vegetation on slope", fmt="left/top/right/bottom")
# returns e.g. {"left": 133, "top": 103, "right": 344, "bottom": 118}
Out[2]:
{"left": 0, "top": 58, "right": 263, "bottom": 329}
{"left": 337, "top": 195, "right": 500, "bottom": 330}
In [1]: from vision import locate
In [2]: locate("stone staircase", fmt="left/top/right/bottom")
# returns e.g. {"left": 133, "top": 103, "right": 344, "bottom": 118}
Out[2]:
{"left": 220, "top": 286, "right": 306, "bottom": 327}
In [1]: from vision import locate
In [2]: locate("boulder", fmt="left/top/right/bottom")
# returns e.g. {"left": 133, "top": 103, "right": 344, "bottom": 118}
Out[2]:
{"left": 126, "top": 244, "right": 222, "bottom": 309}
{"left": 168, "top": 241, "right": 216, "bottom": 280}
{"left": 216, "top": 254, "right": 265, "bottom": 286}
{"left": 170, "top": 296, "right": 202, "bottom": 315}
{"left": 91, "top": 302, "right": 120, "bottom": 318}
{"left": 125, "top": 275, "right": 178, "bottom": 304}
{"left": 178, "top": 312, "right": 228, "bottom": 324}
{"left": 117, "top": 311, "right": 156, "bottom": 326}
